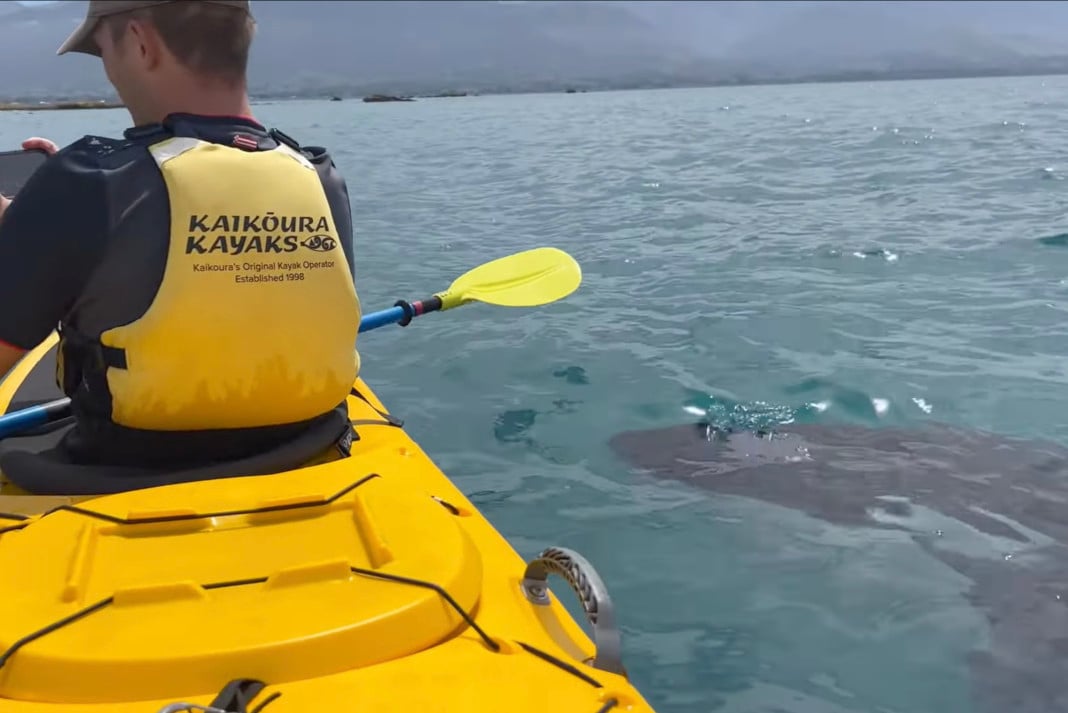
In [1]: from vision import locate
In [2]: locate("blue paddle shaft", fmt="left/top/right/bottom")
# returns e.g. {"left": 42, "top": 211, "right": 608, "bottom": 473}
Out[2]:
{"left": 0, "top": 398, "right": 70, "bottom": 439}
{"left": 358, "top": 305, "right": 406, "bottom": 333}
{"left": 0, "top": 300, "right": 430, "bottom": 439}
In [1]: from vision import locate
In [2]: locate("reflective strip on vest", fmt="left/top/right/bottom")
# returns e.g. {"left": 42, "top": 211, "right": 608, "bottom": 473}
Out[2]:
{"left": 97, "top": 137, "right": 361, "bottom": 431}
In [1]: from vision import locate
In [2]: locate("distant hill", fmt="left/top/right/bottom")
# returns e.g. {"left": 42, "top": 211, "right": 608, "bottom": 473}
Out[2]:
{"left": 621, "top": 0, "right": 1068, "bottom": 78}
{"left": 719, "top": 2, "right": 1023, "bottom": 76}
{"left": 2, "top": 0, "right": 1068, "bottom": 102}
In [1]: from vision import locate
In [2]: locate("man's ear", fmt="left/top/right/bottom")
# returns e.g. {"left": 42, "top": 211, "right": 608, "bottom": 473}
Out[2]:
{"left": 126, "top": 18, "right": 163, "bottom": 71}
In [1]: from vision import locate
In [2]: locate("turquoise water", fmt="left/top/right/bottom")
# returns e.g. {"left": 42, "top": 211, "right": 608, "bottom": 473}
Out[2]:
{"left": 4, "top": 75, "right": 1068, "bottom": 712}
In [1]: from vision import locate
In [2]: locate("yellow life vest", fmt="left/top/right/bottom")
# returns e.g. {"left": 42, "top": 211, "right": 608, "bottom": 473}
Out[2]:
{"left": 58, "top": 135, "right": 360, "bottom": 432}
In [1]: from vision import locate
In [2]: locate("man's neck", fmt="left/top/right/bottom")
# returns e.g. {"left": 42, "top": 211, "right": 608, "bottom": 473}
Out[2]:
{"left": 142, "top": 82, "right": 254, "bottom": 125}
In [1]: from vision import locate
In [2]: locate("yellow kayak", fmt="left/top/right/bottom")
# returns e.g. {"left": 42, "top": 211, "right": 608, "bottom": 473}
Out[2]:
{"left": 0, "top": 332, "right": 658, "bottom": 713}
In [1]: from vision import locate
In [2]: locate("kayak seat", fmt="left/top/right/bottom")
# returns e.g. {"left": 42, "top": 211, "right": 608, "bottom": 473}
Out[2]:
{"left": 0, "top": 404, "right": 353, "bottom": 496}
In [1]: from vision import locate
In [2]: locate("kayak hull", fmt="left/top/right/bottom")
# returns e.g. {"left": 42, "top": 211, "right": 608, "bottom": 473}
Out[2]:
{"left": 0, "top": 334, "right": 657, "bottom": 712}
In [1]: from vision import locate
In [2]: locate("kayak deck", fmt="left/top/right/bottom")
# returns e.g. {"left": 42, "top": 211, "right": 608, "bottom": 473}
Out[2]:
{"left": 0, "top": 335, "right": 656, "bottom": 712}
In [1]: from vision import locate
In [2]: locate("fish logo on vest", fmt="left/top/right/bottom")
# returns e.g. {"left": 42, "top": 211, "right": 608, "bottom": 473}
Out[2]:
{"left": 301, "top": 235, "right": 337, "bottom": 252}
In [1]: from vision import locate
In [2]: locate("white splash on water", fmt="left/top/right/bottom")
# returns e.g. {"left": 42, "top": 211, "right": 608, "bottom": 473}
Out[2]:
{"left": 851, "top": 248, "right": 899, "bottom": 262}
{"left": 911, "top": 397, "right": 933, "bottom": 414}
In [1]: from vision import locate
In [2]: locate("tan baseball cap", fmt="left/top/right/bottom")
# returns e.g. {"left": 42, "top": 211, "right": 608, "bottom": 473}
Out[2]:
{"left": 57, "top": 0, "right": 252, "bottom": 57}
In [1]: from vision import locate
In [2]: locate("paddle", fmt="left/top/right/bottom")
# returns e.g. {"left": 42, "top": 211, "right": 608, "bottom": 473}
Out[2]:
{"left": 360, "top": 246, "right": 581, "bottom": 331}
{"left": 0, "top": 247, "right": 582, "bottom": 439}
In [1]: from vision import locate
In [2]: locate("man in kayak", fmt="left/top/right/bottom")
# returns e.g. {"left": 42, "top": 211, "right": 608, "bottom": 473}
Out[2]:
{"left": 0, "top": 0, "right": 362, "bottom": 470}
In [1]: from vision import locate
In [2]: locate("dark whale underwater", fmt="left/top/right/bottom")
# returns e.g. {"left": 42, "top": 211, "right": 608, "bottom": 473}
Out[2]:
{"left": 609, "top": 419, "right": 1068, "bottom": 713}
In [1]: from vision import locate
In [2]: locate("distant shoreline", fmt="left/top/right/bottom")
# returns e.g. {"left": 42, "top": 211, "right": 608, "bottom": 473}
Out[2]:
{"left": 0, "top": 100, "right": 123, "bottom": 112}
{"left": 254, "top": 67, "right": 1068, "bottom": 103}
{"left": 3, "top": 67, "right": 1068, "bottom": 109}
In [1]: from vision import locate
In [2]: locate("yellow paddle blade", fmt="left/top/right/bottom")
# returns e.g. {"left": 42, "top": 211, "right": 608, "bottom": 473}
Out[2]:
{"left": 435, "top": 247, "right": 582, "bottom": 310}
